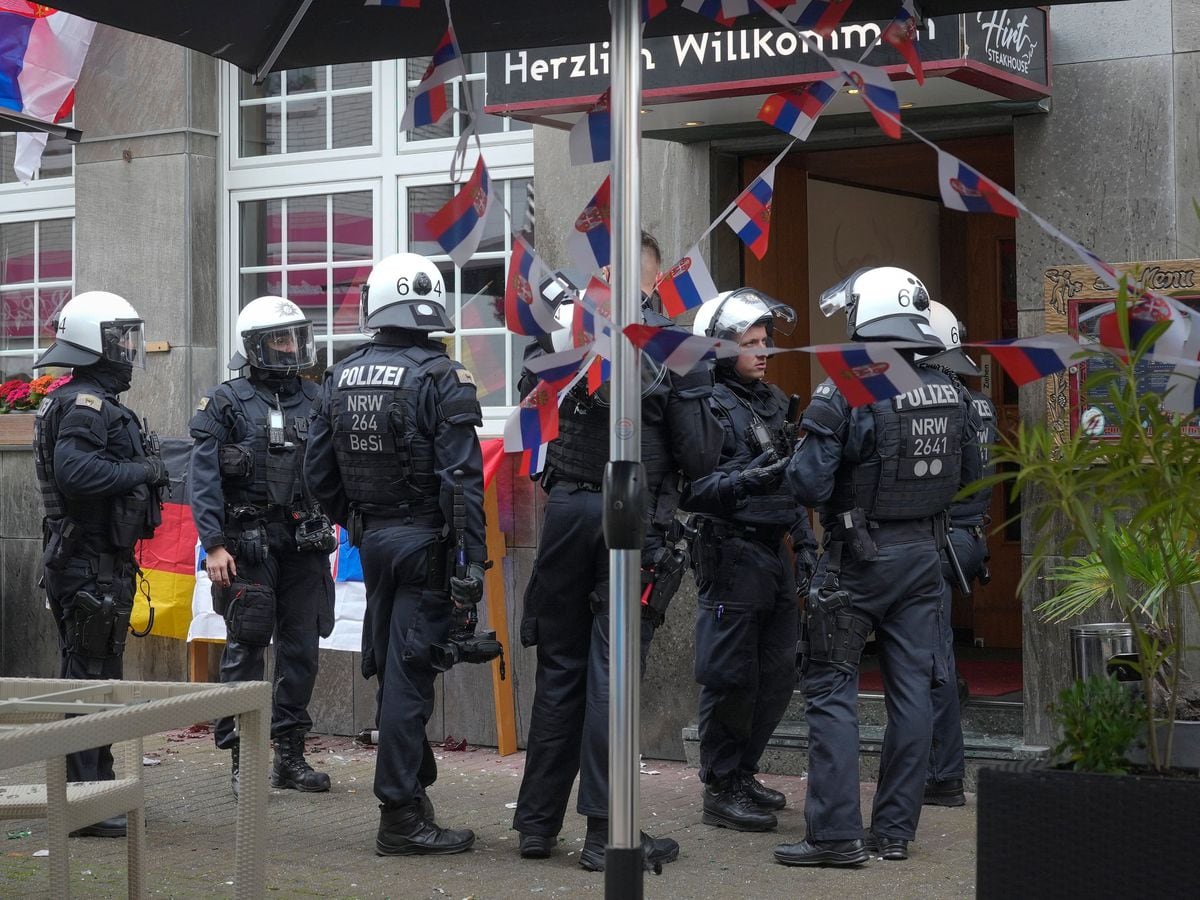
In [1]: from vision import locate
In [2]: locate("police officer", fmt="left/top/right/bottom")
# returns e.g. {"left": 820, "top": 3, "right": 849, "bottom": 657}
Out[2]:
{"left": 681, "top": 288, "right": 814, "bottom": 833}
{"left": 33, "top": 291, "right": 168, "bottom": 838}
{"left": 513, "top": 242, "right": 722, "bottom": 870}
{"left": 304, "top": 252, "right": 486, "bottom": 857}
{"left": 917, "top": 302, "right": 997, "bottom": 809}
{"left": 188, "top": 297, "right": 335, "bottom": 798}
{"left": 774, "top": 267, "right": 981, "bottom": 867}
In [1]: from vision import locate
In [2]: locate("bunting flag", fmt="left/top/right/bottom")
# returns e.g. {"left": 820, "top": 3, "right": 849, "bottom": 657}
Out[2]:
{"left": 504, "top": 378, "right": 562, "bottom": 452}
{"left": 828, "top": 58, "right": 901, "bottom": 139}
{"left": 812, "top": 343, "right": 925, "bottom": 407}
{"left": 1096, "top": 294, "right": 1192, "bottom": 359}
{"left": 365, "top": 0, "right": 422, "bottom": 6}
{"left": 642, "top": 0, "right": 670, "bottom": 22}
{"left": 969, "top": 335, "right": 1084, "bottom": 386}
{"left": 567, "top": 176, "right": 612, "bottom": 274}
{"left": 586, "top": 355, "right": 611, "bottom": 394}
{"left": 504, "top": 234, "right": 560, "bottom": 336}
{"left": 937, "top": 151, "right": 1023, "bottom": 218}
{"left": 683, "top": 0, "right": 748, "bottom": 27}
{"left": 784, "top": 0, "right": 853, "bottom": 36}
{"left": 428, "top": 156, "right": 492, "bottom": 267}
{"left": 568, "top": 89, "right": 611, "bottom": 166}
{"left": 399, "top": 27, "right": 466, "bottom": 131}
{"left": 624, "top": 323, "right": 720, "bottom": 376}
{"left": 524, "top": 343, "right": 591, "bottom": 384}
{"left": 1164, "top": 328, "right": 1200, "bottom": 416}
{"left": 574, "top": 276, "right": 615, "bottom": 346}
{"left": 757, "top": 78, "right": 838, "bottom": 141}
{"left": 519, "top": 442, "right": 549, "bottom": 476}
{"left": 725, "top": 167, "right": 776, "bottom": 260}
{"left": 883, "top": 0, "right": 925, "bottom": 85}
{"left": 657, "top": 246, "right": 719, "bottom": 317}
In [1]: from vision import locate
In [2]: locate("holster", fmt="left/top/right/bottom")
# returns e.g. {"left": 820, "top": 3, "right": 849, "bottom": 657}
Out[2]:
{"left": 41, "top": 517, "right": 79, "bottom": 573}
{"left": 800, "top": 581, "right": 871, "bottom": 676}
{"left": 67, "top": 588, "right": 133, "bottom": 676}
{"left": 641, "top": 544, "right": 688, "bottom": 627}
{"left": 347, "top": 507, "right": 364, "bottom": 548}
{"left": 219, "top": 580, "right": 276, "bottom": 646}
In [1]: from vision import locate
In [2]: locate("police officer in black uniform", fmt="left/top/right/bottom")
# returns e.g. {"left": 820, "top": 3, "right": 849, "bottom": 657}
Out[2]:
{"left": 33, "top": 291, "right": 168, "bottom": 838}
{"left": 188, "top": 296, "right": 335, "bottom": 798}
{"left": 304, "top": 251, "right": 486, "bottom": 857}
{"left": 681, "top": 288, "right": 815, "bottom": 833}
{"left": 918, "top": 302, "right": 998, "bottom": 809}
{"left": 774, "top": 267, "right": 981, "bottom": 867}
{"left": 513, "top": 239, "right": 722, "bottom": 870}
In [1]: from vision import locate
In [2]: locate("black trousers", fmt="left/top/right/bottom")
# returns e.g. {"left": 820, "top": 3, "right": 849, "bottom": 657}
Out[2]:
{"left": 513, "top": 485, "right": 655, "bottom": 837}
{"left": 695, "top": 535, "right": 798, "bottom": 785}
{"left": 802, "top": 532, "right": 943, "bottom": 842}
{"left": 44, "top": 552, "right": 135, "bottom": 783}
{"left": 358, "top": 525, "right": 450, "bottom": 807}
{"left": 214, "top": 527, "right": 332, "bottom": 750}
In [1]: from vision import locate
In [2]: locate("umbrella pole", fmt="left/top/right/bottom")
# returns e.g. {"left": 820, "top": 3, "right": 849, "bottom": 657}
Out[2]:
{"left": 603, "top": 1, "right": 645, "bottom": 897}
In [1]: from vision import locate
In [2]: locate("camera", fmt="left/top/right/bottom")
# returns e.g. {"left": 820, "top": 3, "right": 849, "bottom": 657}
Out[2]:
{"left": 294, "top": 513, "right": 337, "bottom": 554}
{"left": 430, "top": 606, "right": 505, "bottom": 675}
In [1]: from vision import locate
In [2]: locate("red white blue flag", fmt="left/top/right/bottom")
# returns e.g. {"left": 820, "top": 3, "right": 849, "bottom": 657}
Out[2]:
{"left": 969, "top": 336, "right": 1083, "bottom": 387}
{"left": 504, "top": 235, "right": 560, "bottom": 336}
{"left": 427, "top": 156, "right": 492, "bottom": 267}
{"left": 1097, "top": 294, "right": 1192, "bottom": 359}
{"left": 683, "top": 0, "right": 750, "bottom": 27}
{"left": 504, "top": 378, "right": 562, "bottom": 452}
{"left": 399, "top": 27, "right": 466, "bottom": 131}
{"left": 519, "top": 442, "right": 549, "bottom": 476}
{"left": 525, "top": 344, "right": 591, "bottom": 385}
{"left": 812, "top": 343, "right": 924, "bottom": 407}
{"left": 642, "top": 0, "right": 670, "bottom": 22}
{"left": 784, "top": 0, "right": 853, "bottom": 37}
{"left": 883, "top": 0, "right": 925, "bottom": 85}
{"left": 574, "top": 276, "right": 614, "bottom": 347}
{"left": 624, "top": 324, "right": 720, "bottom": 377}
{"left": 757, "top": 78, "right": 838, "bottom": 141}
{"left": 567, "top": 176, "right": 612, "bottom": 274}
{"left": 1164, "top": 328, "right": 1200, "bottom": 415}
{"left": 365, "top": 1, "right": 422, "bottom": 7}
{"left": 725, "top": 168, "right": 775, "bottom": 260}
{"left": 657, "top": 246, "right": 720, "bottom": 318}
{"left": 0, "top": 6, "right": 94, "bottom": 182}
{"left": 568, "top": 89, "right": 610, "bottom": 166}
{"left": 937, "top": 151, "right": 1022, "bottom": 218}
{"left": 829, "top": 58, "right": 901, "bottom": 140}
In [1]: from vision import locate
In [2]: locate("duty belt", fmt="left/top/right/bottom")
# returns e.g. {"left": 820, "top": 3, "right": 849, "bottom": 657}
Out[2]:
{"left": 228, "top": 505, "right": 291, "bottom": 525}
{"left": 865, "top": 517, "right": 936, "bottom": 542}
{"left": 553, "top": 479, "right": 603, "bottom": 493}
{"left": 360, "top": 510, "right": 443, "bottom": 531}
{"left": 711, "top": 521, "right": 789, "bottom": 546}
{"left": 952, "top": 521, "right": 986, "bottom": 539}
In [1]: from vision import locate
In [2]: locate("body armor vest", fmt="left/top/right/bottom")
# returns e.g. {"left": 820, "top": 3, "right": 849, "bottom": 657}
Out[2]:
{"left": 950, "top": 388, "right": 997, "bottom": 525}
{"left": 712, "top": 381, "right": 796, "bottom": 527}
{"left": 830, "top": 368, "right": 966, "bottom": 521}
{"left": 327, "top": 342, "right": 441, "bottom": 515}
{"left": 217, "top": 377, "right": 316, "bottom": 511}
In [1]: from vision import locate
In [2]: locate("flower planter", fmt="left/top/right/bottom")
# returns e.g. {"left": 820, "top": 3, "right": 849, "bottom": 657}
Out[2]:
{"left": 0, "top": 413, "right": 35, "bottom": 447}
{"left": 977, "top": 761, "right": 1200, "bottom": 899}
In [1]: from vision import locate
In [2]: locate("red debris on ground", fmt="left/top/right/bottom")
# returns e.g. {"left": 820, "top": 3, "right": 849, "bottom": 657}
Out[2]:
{"left": 441, "top": 736, "right": 468, "bottom": 752}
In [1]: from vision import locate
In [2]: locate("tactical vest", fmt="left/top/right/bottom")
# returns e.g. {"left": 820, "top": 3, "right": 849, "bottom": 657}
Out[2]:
{"left": 831, "top": 369, "right": 966, "bottom": 521}
{"left": 326, "top": 343, "right": 441, "bottom": 515}
{"left": 950, "top": 389, "right": 998, "bottom": 525}
{"left": 217, "top": 377, "right": 316, "bottom": 511}
{"left": 712, "top": 382, "right": 796, "bottom": 527}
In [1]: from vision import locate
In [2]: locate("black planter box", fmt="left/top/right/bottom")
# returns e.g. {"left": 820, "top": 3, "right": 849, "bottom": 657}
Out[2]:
{"left": 977, "top": 762, "right": 1200, "bottom": 899}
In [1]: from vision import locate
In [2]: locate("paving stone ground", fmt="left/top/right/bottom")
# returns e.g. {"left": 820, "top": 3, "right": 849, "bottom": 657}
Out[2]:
{"left": 1, "top": 728, "right": 977, "bottom": 898}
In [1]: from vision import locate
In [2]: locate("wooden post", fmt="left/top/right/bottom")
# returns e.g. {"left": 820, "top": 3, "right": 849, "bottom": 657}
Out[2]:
{"left": 187, "top": 639, "right": 220, "bottom": 683}
{"left": 484, "top": 482, "right": 518, "bottom": 756}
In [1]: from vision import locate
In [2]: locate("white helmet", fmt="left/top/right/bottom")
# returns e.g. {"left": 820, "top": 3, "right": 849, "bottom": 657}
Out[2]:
{"left": 818, "top": 266, "right": 942, "bottom": 349}
{"left": 34, "top": 291, "right": 145, "bottom": 370}
{"left": 917, "top": 301, "right": 980, "bottom": 376}
{"left": 360, "top": 252, "right": 450, "bottom": 333}
{"left": 692, "top": 288, "right": 796, "bottom": 341}
{"left": 230, "top": 296, "right": 316, "bottom": 372}
{"left": 550, "top": 301, "right": 577, "bottom": 354}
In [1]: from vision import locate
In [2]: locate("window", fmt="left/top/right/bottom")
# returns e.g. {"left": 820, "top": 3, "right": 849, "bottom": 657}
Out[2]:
{"left": 0, "top": 218, "right": 73, "bottom": 378}
{"left": 238, "top": 63, "right": 374, "bottom": 157}
{"left": 0, "top": 130, "right": 74, "bottom": 185}
{"left": 402, "top": 54, "right": 529, "bottom": 145}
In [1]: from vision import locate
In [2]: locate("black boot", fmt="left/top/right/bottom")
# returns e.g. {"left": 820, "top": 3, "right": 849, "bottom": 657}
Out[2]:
{"left": 865, "top": 830, "right": 910, "bottom": 860}
{"left": 230, "top": 743, "right": 240, "bottom": 799}
{"left": 702, "top": 778, "right": 778, "bottom": 832}
{"left": 578, "top": 817, "right": 680, "bottom": 872}
{"left": 774, "top": 838, "right": 869, "bottom": 867}
{"left": 923, "top": 778, "right": 966, "bottom": 807}
{"left": 737, "top": 772, "right": 787, "bottom": 810}
{"left": 376, "top": 802, "right": 475, "bottom": 856}
{"left": 270, "top": 730, "right": 331, "bottom": 792}
{"left": 70, "top": 815, "right": 127, "bottom": 838}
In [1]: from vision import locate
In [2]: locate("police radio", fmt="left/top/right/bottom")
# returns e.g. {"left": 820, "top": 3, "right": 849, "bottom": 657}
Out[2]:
{"left": 268, "top": 400, "right": 292, "bottom": 449}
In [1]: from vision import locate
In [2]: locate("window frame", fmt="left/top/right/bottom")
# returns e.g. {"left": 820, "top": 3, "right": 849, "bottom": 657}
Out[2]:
{"left": 0, "top": 212, "right": 76, "bottom": 375}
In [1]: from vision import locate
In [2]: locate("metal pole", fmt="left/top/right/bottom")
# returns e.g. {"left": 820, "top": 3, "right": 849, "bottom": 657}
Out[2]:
{"left": 604, "top": 0, "right": 644, "bottom": 897}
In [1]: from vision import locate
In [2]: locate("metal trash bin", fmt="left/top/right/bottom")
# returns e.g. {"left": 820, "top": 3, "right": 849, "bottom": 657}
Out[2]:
{"left": 1070, "top": 622, "right": 1135, "bottom": 681}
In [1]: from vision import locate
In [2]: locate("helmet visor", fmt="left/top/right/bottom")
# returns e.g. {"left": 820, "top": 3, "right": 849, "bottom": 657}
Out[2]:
{"left": 709, "top": 290, "right": 796, "bottom": 339}
{"left": 100, "top": 319, "right": 146, "bottom": 369}
{"left": 245, "top": 322, "right": 316, "bottom": 371}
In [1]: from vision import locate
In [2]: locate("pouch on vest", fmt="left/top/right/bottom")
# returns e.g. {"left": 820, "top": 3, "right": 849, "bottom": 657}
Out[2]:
{"left": 219, "top": 444, "right": 254, "bottom": 478}
{"left": 220, "top": 580, "right": 276, "bottom": 646}
{"left": 110, "top": 483, "right": 153, "bottom": 549}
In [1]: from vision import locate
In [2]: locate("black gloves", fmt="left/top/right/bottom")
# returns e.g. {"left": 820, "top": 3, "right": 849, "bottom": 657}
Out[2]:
{"left": 450, "top": 562, "right": 486, "bottom": 606}
{"left": 142, "top": 456, "right": 170, "bottom": 488}
{"left": 734, "top": 450, "right": 788, "bottom": 498}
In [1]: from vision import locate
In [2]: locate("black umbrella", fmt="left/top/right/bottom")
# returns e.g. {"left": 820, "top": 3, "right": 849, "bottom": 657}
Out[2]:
{"left": 0, "top": 106, "right": 81, "bottom": 142}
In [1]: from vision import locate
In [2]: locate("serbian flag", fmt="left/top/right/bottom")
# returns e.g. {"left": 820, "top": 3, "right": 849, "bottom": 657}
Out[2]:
{"left": 829, "top": 58, "right": 901, "bottom": 140}
{"left": 785, "top": 0, "right": 853, "bottom": 36}
{"left": 569, "top": 89, "right": 611, "bottom": 166}
{"left": 1097, "top": 294, "right": 1192, "bottom": 359}
{"left": 812, "top": 343, "right": 924, "bottom": 408}
{"left": 0, "top": 6, "right": 95, "bottom": 182}
{"left": 725, "top": 168, "right": 775, "bottom": 260}
{"left": 757, "top": 78, "right": 838, "bottom": 141}
{"left": 519, "top": 442, "right": 549, "bottom": 476}
{"left": 624, "top": 324, "right": 719, "bottom": 377}
{"left": 971, "top": 335, "right": 1083, "bottom": 387}
{"left": 504, "top": 378, "right": 562, "bottom": 452}
{"left": 428, "top": 156, "right": 492, "bottom": 267}
{"left": 883, "top": 0, "right": 925, "bottom": 85}
{"left": 657, "top": 246, "right": 719, "bottom": 317}
{"left": 526, "top": 344, "right": 591, "bottom": 386}
{"left": 505, "top": 235, "right": 559, "bottom": 336}
{"left": 399, "top": 27, "right": 466, "bottom": 131}
{"left": 1164, "top": 328, "right": 1200, "bottom": 415}
{"left": 937, "top": 151, "right": 1023, "bottom": 218}
{"left": 574, "top": 276, "right": 614, "bottom": 347}
{"left": 567, "top": 176, "right": 612, "bottom": 274}
{"left": 683, "top": 0, "right": 749, "bottom": 26}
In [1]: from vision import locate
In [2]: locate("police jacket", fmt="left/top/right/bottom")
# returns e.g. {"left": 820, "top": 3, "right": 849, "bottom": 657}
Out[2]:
{"left": 680, "top": 371, "right": 807, "bottom": 532}
{"left": 33, "top": 366, "right": 156, "bottom": 551}
{"left": 187, "top": 371, "right": 319, "bottom": 552}
{"left": 787, "top": 364, "right": 982, "bottom": 531}
{"left": 949, "top": 386, "right": 998, "bottom": 527}
{"left": 304, "top": 330, "right": 488, "bottom": 565}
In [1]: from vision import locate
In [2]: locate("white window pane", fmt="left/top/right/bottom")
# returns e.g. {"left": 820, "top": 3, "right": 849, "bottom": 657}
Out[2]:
{"left": 240, "top": 103, "right": 282, "bottom": 157}
{"left": 240, "top": 70, "right": 281, "bottom": 100}
{"left": 331, "top": 264, "right": 371, "bottom": 335}
{"left": 332, "top": 93, "right": 372, "bottom": 149}
{"left": 333, "top": 62, "right": 372, "bottom": 90}
{"left": 287, "top": 195, "right": 328, "bottom": 266}
{"left": 286, "top": 98, "right": 327, "bottom": 154}
{"left": 240, "top": 199, "right": 283, "bottom": 267}
{"left": 332, "top": 192, "right": 373, "bottom": 262}
{"left": 286, "top": 67, "right": 326, "bottom": 95}
{"left": 39, "top": 220, "right": 72, "bottom": 280}
{"left": 0, "top": 221, "right": 35, "bottom": 283}
{"left": 1, "top": 289, "right": 36, "bottom": 352}
{"left": 457, "top": 332, "right": 509, "bottom": 407}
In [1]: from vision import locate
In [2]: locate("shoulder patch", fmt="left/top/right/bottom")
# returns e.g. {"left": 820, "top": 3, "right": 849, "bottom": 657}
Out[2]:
{"left": 814, "top": 383, "right": 835, "bottom": 399}
{"left": 75, "top": 393, "right": 103, "bottom": 411}
{"left": 197, "top": 396, "right": 210, "bottom": 412}
{"left": 456, "top": 368, "right": 477, "bottom": 386}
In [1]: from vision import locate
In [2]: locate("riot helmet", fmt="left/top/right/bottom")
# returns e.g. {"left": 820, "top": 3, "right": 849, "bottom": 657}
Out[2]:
{"left": 229, "top": 296, "right": 316, "bottom": 372}
{"left": 818, "top": 266, "right": 943, "bottom": 349}
{"left": 917, "top": 301, "right": 981, "bottom": 376}
{"left": 360, "top": 252, "right": 451, "bottom": 333}
{"left": 34, "top": 291, "right": 146, "bottom": 370}
{"left": 692, "top": 288, "right": 796, "bottom": 341}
